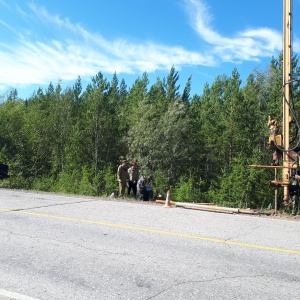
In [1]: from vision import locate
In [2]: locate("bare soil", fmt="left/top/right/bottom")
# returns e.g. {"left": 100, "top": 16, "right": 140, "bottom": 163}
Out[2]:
{"left": 259, "top": 209, "right": 300, "bottom": 222}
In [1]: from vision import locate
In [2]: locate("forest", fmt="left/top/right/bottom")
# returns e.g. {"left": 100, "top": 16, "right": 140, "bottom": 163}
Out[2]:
{"left": 1, "top": 53, "right": 300, "bottom": 210}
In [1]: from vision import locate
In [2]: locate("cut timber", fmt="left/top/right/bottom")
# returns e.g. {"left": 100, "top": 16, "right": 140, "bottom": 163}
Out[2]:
{"left": 156, "top": 200, "right": 212, "bottom": 206}
{"left": 156, "top": 200, "right": 256, "bottom": 215}
{"left": 269, "top": 179, "right": 289, "bottom": 188}
{"left": 249, "top": 165, "right": 296, "bottom": 169}
{"left": 175, "top": 203, "right": 240, "bottom": 214}
{"left": 156, "top": 200, "right": 176, "bottom": 205}
{"left": 238, "top": 208, "right": 257, "bottom": 214}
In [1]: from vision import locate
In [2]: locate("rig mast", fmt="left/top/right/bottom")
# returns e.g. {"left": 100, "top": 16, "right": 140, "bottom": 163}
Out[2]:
{"left": 282, "top": 0, "right": 292, "bottom": 205}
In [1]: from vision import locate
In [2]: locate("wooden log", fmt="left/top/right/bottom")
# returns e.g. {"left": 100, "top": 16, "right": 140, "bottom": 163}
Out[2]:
{"left": 175, "top": 203, "right": 240, "bottom": 214}
{"left": 155, "top": 200, "right": 176, "bottom": 205}
{"left": 156, "top": 201, "right": 258, "bottom": 215}
{"left": 249, "top": 164, "right": 296, "bottom": 169}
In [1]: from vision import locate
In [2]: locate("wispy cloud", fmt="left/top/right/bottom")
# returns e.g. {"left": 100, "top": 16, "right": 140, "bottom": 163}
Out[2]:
{"left": 185, "top": 0, "right": 282, "bottom": 63}
{"left": 0, "top": 0, "right": 9, "bottom": 9}
{"left": 0, "top": 2, "right": 214, "bottom": 91}
{"left": 0, "top": 0, "right": 287, "bottom": 92}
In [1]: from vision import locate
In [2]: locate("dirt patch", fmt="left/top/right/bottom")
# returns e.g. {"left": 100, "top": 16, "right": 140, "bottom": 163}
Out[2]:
{"left": 258, "top": 210, "right": 300, "bottom": 222}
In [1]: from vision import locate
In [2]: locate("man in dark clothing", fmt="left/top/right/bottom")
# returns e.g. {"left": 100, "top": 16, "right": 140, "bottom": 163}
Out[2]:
{"left": 127, "top": 162, "right": 139, "bottom": 197}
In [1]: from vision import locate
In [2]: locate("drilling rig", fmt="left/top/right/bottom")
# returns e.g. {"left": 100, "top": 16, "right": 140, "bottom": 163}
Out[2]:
{"left": 251, "top": 0, "right": 300, "bottom": 214}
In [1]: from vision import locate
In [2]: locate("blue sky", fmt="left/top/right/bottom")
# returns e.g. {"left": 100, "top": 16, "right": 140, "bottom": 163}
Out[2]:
{"left": 0, "top": 0, "right": 300, "bottom": 99}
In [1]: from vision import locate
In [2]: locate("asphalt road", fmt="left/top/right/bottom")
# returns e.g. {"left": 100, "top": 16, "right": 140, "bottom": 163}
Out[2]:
{"left": 0, "top": 188, "right": 300, "bottom": 300}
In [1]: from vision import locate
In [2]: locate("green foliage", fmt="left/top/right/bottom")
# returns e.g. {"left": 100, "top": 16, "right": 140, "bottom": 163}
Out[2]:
{"left": 152, "top": 169, "right": 169, "bottom": 197}
{"left": 1, "top": 55, "right": 299, "bottom": 211}
{"left": 173, "top": 176, "right": 195, "bottom": 202}
{"left": 0, "top": 146, "right": 9, "bottom": 163}
{"left": 52, "top": 171, "right": 80, "bottom": 194}
{"left": 209, "top": 152, "right": 274, "bottom": 209}
{"left": 210, "top": 155, "right": 250, "bottom": 208}
{"left": 98, "top": 165, "right": 118, "bottom": 196}
{"left": 32, "top": 176, "right": 55, "bottom": 192}
{"left": 78, "top": 166, "right": 95, "bottom": 196}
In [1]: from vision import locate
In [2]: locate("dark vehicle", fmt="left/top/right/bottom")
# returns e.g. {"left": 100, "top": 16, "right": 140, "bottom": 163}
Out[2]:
{"left": 0, "top": 163, "right": 9, "bottom": 180}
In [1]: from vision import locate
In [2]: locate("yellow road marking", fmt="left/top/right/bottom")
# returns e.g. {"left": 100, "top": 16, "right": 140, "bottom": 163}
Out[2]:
{"left": 1, "top": 207, "right": 300, "bottom": 255}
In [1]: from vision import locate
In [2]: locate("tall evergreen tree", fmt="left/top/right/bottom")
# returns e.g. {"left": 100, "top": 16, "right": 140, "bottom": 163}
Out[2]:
{"left": 221, "top": 68, "right": 243, "bottom": 169}
{"left": 164, "top": 66, "right": 180, "bottom": 103}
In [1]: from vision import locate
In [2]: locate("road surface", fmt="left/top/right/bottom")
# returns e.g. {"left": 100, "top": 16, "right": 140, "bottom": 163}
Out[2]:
{"left": 0, "top": 189, "right": 300, "bottom": 299}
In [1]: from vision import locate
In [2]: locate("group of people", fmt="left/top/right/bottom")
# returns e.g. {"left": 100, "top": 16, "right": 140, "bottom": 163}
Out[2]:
{"left": 117, "top": 160, "right": 152, "bottom": 200}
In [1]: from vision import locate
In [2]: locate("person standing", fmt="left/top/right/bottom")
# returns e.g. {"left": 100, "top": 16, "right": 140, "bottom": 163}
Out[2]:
{"left": 127, "top": 162, "right": 139, "bottom": 198}
{"left": 117, "top": 160, "right": 129, "bottom": 197}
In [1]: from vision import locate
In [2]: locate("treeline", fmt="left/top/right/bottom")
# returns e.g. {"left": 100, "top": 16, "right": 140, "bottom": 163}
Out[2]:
{"left": 1, "top": 54, "right": 300, "bottom": 209}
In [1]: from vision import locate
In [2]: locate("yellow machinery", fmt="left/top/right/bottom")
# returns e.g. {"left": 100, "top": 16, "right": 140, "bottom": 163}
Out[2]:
{"left": 251, "top": 0, "right": 300, "bottom": 214}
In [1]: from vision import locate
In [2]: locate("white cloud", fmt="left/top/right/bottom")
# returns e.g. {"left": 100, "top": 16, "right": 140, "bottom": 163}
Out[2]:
{"left": 185, "top": 0, "right": 282, "bottom": 63}
{"left": 0, "top": 2, "right": 215, "bottom": 90}
{"left": 0, "top": 0, "right": 289, "bottom": 92}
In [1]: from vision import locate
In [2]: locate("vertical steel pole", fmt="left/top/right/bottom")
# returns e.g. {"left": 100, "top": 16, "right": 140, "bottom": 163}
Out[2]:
{"left": 282, "top": 0, "right": 292, "bottom": 205}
